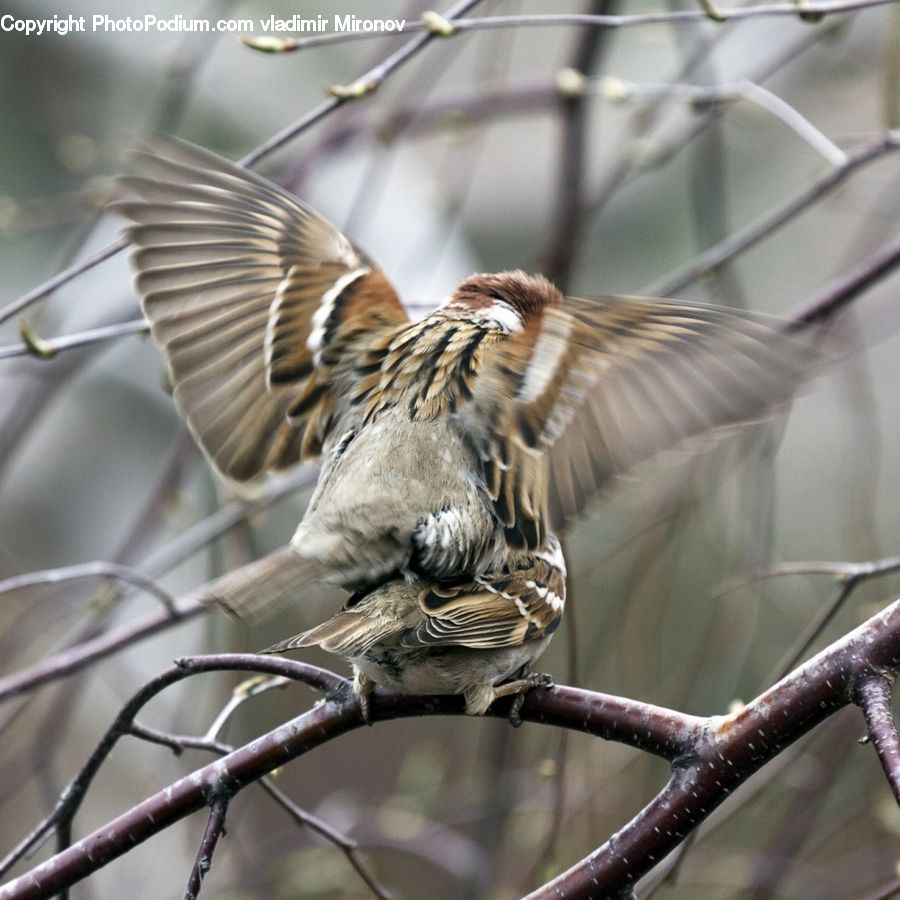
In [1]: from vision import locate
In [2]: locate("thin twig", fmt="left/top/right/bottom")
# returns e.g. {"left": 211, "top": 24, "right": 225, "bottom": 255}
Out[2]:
{"left": 128, "top": 722, "right": 393, "bottom": 899}
{"left": 601, "top": 77, "right": 847, "bottom": 166}
{"left": 789, "top": 229, "right": 900, "bottom": 324}
{"left": 645, "top": 131, "right": 900, "bottom": 297}
{"left": 0, "top": 469, "right": 316, "bottom": 705}
{"left": 256, "top": 779, "right": 393, "bottom": 900}
{"left": 0, "top": 0, "right": 486, "bottom": 327}
{"left": 203, "top": 675, "right": 289, "bottom": 741}
{"left": 244, "top": 0, "right": 898, "bottom": 55}
{"left": 586, "top": 18, "right": 839, "bottom": 270}
{"left": 0, "top": 655, "right": 347, "bottom": 881}
{"left": 0, "top": 563, "right": 175, "bottom": 614}
{"left": 0, "top": 319, "right": 148, "bottom": 362}
{"left": 711, "top": 553, "right": 900, "bottom": 598}
{"left": 183, "top": 796, "right": 229, "bottom": 900}
{"left": 543, "top": 0, "right": 615, "bottom": 289}
{"left": 713, "top": 553, "right": 900, "bottom": 686}
{"left": 854, "top": 675, "right": 900, "bottom": 807}
{"left": 0, "top": 237, "right": 129, "bottom": 328}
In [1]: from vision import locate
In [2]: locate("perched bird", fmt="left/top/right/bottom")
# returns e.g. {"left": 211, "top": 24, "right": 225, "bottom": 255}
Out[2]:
{"left": 265, "top": 536, "right": 566, "bottom": 718}
{"left": 115, "top": 135, "right": 817, "bottom": 714}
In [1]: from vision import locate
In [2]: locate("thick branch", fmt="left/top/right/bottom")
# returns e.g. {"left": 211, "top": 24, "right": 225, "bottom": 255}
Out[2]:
{"left": 0, "top": 671, "right": 701, "bottom": 899}
{"left": 526, "top": 596, "right": 900, "bottom": 898}
{"left": 4, "top": 594, "right": 900, "bottom": 898}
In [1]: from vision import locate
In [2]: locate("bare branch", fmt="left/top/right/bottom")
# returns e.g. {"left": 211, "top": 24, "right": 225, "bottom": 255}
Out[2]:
{"left": 183, "top": 796, "right": 229, "bottom": 900}
{"left": 601, "top": 77, "right": 847, "bottom": 166}
{"left": 712, "top": 553, "right": 900, "bottom": 598}
{"left": 854, "top": 675, "right": 900, "bottom": 807}
{"left": 0, "top": 655, "right": 347, "bottom": 881}
{"left": 0, "top": 237, "right": 130, "bottom": 329}
{"left": 0, "top": 0, "right": 486, "bottom": 328}
{"left": 0, "top": 319, "right": 148, "bottom": 362}
{"left": 543, "top": 0, "right": 615, "bottom": 290}
{"left": 0, "top": 467, "right": 315, "bottom": 705}
{"left": 0, "top": 656, "right": 702, "bottom": 898}
{"left": 203, "top": 675, "right": 289, "bottom": 742}
{"left": 128, "top": 722, "right": 393, "bottom": 899}
{"left": 789, "top": 229, "right": 900, "bottom": 324}
{"left": 715, "top": 553, "right": 900, "bottom": 687}
{"left": 525, "top": 595, "right": 900, "bottom": 898}
{"left": 244, "top": 1, "right": 899, "bottom": 55}
{"left": 645, "top": 131, "right": 900, "bottom": 297}
{"left": 3, "top": 589, "right": 900, "bottom": 898}
{"left": 0, "top": 562, "right": 175, "bottom": 614}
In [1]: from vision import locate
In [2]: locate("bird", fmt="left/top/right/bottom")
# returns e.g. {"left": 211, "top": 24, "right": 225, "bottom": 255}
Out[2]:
{"left": 264, "top": 536, "right": 566, "bottom": 719}
{"left": 114, "top": 135, "right": 818, "bottom": 715}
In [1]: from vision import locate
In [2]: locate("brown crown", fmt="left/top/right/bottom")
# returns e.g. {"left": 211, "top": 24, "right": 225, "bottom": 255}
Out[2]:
{"left": 453, "top": 270, "right": 563, "bottom": 319}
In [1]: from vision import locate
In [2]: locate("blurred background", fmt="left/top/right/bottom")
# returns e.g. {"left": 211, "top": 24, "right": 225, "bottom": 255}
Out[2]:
{"left": 2, "top": 0, "right": 900, "bottom": 897}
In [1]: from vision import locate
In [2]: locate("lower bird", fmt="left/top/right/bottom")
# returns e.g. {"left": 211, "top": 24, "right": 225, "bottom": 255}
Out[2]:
{"left": 263, "top": 536, "right": 566, "bottom": 718}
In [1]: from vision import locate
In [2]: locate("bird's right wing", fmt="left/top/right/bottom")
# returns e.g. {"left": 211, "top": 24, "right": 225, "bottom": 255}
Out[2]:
{"left": 470, "top": 295, "right": 820, "bottom": 545}
{"left": 115, "top": 135, "right": 409, "bottom": 482}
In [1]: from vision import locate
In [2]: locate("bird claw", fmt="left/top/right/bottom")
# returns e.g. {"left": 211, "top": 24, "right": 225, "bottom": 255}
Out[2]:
{"left": 352, "top": 668, "right": 375, "bottom": 725}
{"left": 493, "top": 671, "right": 554, "bottom": 727}
{"left": 359, "top": 692, "right": 372, "bottom": 725}
{"left": 509, "top": 693, "right": 526, "bottom": 728}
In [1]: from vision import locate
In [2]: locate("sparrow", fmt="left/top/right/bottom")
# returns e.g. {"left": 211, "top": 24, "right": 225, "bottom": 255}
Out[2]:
{"left": 114, "top": 135, "right": 817, "bottom": 714}
{"left": 265, "top": 536, "right": 566, "bottom": 718}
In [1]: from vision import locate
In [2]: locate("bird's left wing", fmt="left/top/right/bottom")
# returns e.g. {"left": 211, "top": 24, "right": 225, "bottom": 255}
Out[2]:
{"left": 469, "top": 295, "right": 819, "bottom": 548}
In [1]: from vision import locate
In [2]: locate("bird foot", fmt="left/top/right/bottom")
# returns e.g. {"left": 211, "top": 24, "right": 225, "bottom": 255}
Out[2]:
{"left": 352, "top": 668, "right": 376, "bottom": 725}
{"left": 493, "top": 672, "right": 554, "bottom": 727}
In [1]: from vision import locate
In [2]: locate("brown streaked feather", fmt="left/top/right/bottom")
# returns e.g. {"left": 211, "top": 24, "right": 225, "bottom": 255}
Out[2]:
{"left": 263, "top": 606, "right": 402, "bottom": 657}
{"left": 114, "top": 135, "right": 409, "bottom": 482}
{"left": 404, "top": 550, "right": 565, "bottom": 650}
{"left": 265, "top": 542, "right": 566, "bottom": 657}
{"left": 467, "top": 290, "right": 820, "bottom": 544}
{"left": 355, "top": 314, "right": 497, "bottom": 423}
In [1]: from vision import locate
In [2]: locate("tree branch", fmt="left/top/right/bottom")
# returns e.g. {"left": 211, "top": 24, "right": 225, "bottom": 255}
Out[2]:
{"left": 854, "top": 675, "right": 900, "bottom": 807}
{"left": 183, "top": 796, "right": 229, "bottom": 900}
{"left": 245, "top": 0, "right": 899, "bottom": 55}
{"left": 645, "top": 131, "right": 900, "bottom": 297}
{"left": 4, "top": 591, "right": 900, "bottom": 899}
{"left": 526, "top": 595, "right": 900, "bottom": 898}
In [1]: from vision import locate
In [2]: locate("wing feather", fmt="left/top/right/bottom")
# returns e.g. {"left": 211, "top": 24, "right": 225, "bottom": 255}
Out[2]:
{"left": 115, "top": 135, "right": 409, "bottom": 481}
{"left": 471, "top": 295, "right": 819, "bottom": 541}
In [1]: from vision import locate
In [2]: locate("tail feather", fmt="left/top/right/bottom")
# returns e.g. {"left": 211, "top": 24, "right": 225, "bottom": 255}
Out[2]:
{"left": 264, "top": 607, "right": 397, "bottom": 657}
{"left": 197, "top": 547, "right": 317, "bottom": 620}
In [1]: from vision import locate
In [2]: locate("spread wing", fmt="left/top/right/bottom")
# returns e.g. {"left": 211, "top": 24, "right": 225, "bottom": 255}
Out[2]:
{"left": 470, "top": 296, "right": 818, "bottom": 549}
{"left": 114, "top": 135, "right": 409, "bottom": 481}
